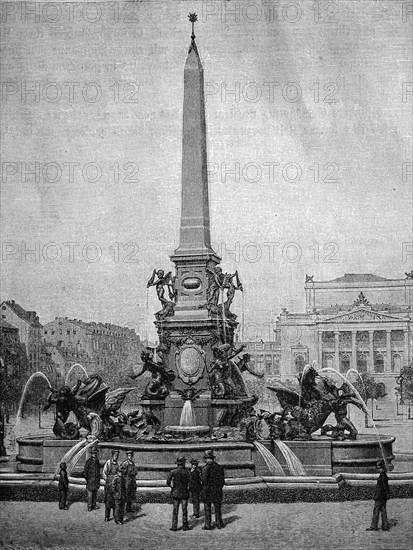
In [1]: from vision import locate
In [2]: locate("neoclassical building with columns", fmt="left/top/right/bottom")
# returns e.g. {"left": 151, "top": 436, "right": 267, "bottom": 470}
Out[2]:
{"left": 276, "top": 273, "right": 412, "bottom": 381}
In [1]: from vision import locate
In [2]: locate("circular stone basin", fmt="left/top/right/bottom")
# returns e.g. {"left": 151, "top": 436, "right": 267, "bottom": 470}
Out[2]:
{"left": 164, "top": 425, "right": 211, "bottom": 439}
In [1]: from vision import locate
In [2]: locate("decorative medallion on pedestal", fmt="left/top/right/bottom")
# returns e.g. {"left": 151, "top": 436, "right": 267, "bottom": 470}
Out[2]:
{"left": 175, "top": 340, "right": 206, "bottom": 385}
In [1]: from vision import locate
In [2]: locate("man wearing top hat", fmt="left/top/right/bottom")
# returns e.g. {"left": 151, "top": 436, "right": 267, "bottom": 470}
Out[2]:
{"left": 200, "top": 449, "right": 225, "bottom": 530}
{"left": 82, "top": 447, "right": 101, "bottom": 512}
{"left": 121, "top": 450, "right": 138, "bottom": 513}
{"left": 366, "top": 460, "right": 391, "bottom": 531}
{"left": 166, "top": 456, "right": 191, "bottom": 531}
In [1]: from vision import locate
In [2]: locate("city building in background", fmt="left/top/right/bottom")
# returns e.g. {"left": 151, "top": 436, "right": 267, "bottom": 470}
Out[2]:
{"left": 1, "top": 300, "right": 43, "bottom": 372}
{"left": 43, "top": 317, "right": 143, "bottom": 381}
{"left": 277, "top": 273, "right": 412, "bottom": 377}
{"left": 241, "top": 273, "right": 412, "bottom": 413}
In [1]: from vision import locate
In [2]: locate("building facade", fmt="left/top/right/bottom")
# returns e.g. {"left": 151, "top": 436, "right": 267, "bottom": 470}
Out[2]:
{"left": 277, "top": 274, "right": 412, "bottom": 378}
{"left": 43, "top": 317, "right": 143, "bottom": 379}
{"left": 240, "top": 274, "right": 412, "bottom": 412}
{"left": 1, "top": 300, "right": 43, "bottom": 372}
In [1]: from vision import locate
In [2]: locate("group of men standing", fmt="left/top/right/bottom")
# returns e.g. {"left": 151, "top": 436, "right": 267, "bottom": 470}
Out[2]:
{"left": 69, "top": 446, "right": 226, "bottom": 530}
{"left": 82, "top": 448, "right": 137, "bottom": 525}
{"left": 167, "top": 449, "right": 225, "bottom": 531}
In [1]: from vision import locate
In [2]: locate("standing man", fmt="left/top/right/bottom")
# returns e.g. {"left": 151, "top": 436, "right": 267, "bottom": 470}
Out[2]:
{"left": 189, "top": 458, "right": 202, "bottom": 519}
{"left": 121, "top": 450, "right": 138, "bottom": 513}
{"left": 201, "top": 449, "right": 225, "bottom": 530}
{"left": 112, "top": 466, "right": 126, "bottom": 525}
{"left": 58, "top": 462, "right": 69, "bottom": 510}
{"left": 366, "top": 460, "right": 391, "bottom": 531}
{"left": 102, "top": 449, "right": 120, "bottom": 522}
{"left": 83, "top": 447, "right": 101, "bottom": 511}
{"left": 166, "top": 456, "right": 190, "bottom": 531}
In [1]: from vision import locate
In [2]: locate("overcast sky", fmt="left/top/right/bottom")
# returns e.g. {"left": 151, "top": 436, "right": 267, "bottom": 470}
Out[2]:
{"left": 1, "top": 0, "right": 412, "bottom": 342}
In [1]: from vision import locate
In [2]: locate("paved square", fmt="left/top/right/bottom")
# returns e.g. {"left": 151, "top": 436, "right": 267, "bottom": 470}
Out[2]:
{"left": 0, "top": 499, "right": 412, "bottom": 550}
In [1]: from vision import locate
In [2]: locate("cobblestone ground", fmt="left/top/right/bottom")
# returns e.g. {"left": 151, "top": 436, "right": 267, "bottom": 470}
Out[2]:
{"left": 0, "top": 499, "right": 411, "bottom": 550}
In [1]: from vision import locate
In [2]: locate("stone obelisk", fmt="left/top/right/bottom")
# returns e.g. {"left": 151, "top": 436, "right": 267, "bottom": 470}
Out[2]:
{"left": 171, "top": 14, "right": 220, "bottom": 314}
{"left": 159, "top": 15, "right": 226, "bottom": 427}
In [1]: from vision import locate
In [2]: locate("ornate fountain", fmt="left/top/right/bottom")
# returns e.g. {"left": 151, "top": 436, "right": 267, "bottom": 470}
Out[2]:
{"left": 15, "top": 15, "right": 395, "bottom": 483}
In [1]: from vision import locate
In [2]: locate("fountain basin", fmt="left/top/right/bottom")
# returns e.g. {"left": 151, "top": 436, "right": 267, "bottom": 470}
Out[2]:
{"left": 16, "top": 433, "right": 395, "bottom": 478}
{"left": 264, "top": 434, "right": 396, "bottom": 476}
{"left": 16, "top": 437, "right": 257, "bottom": 479}
{"left": 163, "top": 425, "right": 211, "bottom": 439}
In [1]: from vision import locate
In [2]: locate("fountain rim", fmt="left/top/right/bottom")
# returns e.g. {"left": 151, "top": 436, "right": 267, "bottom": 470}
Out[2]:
{"left": 16, "top": 436, "right": 257, "bottom": 451}
{"left": 17, "top": 434, "right": 396, "bottom": 448}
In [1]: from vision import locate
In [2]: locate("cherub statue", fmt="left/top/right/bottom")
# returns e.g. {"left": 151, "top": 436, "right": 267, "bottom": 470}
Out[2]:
{"left": 206, "top": 266, "right": 243, "bottom": 316}
{"left": 147, "top": 269, "right": 176, "bottom": 320}
{"left": 130, "top": 350, "right": 176, "bottom": 400}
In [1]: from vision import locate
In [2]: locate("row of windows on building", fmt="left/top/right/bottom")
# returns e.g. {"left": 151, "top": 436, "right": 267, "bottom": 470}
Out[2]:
{"left": 45, "top": 329, "right": 77, "bottom": 335}
{"left": 294, "top": 352, "right": 404, "bottom": 374}
{"left": 97, "top": 356, "right": 123, "bottom": 367}
{"left": 321, "top": 330, "right": 405, "bottom": 344}
{"left": 249, "top": 354, "right": 280, "bottom": 375}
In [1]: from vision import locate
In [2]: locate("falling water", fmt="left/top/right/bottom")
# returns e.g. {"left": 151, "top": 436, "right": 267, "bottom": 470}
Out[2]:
{"left": 15, "top": 372, "right": 52, "bottom": 431}
{"left": 253, "top": 441, "right": 285, "bottom": 476}
{"left": 65, "top": 363, "right": 88, "bottom": 384}
{"left": 298, "top": 363, "right": 313, "bottom": 410}
{"left": 317, "top": 366, "right": 389, "bottom": 467}
{"left": 179, "top": 400, "right": 196, "bottom": 427}
{"left": 221, "top": 288, "right": 227, "bottom": 342}
{"left": 241, "top": 291, "right": 245, "bottom": 342}
{"left": 345, "top": 368, "right": 366, "bottom": 396}
{"left": 145, "top": 287, "right": 149, "bottom": 344}
{"left": 273, "top": 440, "right": 307, "bottom": 476}
{"left": 53, "top": 438, "right": 86, "bottom": 479}
{"left": 66, "top": 438, "right": 99, "bottom": 477}
{"left": 53, "top": 437, "right": 99, "bottom": 480}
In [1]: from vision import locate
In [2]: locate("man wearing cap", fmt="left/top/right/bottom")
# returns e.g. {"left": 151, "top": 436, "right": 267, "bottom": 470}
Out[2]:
{"left": 102, "top": 449, "right": 120, "bottom": 522}
{"left": 166, "top": 457, "right": 190, "bottom": 531}
{"left": 112, "top": 465, "right": 126, "bottom": 525}
{"left": 189, "top": 458, "right": 202, "bottom": 519}
{"left": 82, "top": 447, "right": 101, "bottom": 511}
{"left": 366, "top": 460, "right": 391, "bottom": 531}
{"left": 121, "top": 450, "right": 138, "bottom": 513}
{"left": 201, "top": 449, "right": 225, "bottom": 530}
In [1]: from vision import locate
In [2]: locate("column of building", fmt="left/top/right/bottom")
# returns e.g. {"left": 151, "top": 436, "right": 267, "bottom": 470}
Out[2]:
{"left": 351, "top": 330, "right": 357, "bottom": 370}
{"left": 334, "top": 330, "right": 340, "bottom": 370}
{"left": 318, "top": 331, "right": 323, "bottom": 367}
{"left": 386, "top": 330, "right": 392, "bottom": 372}
{"left": 404, "top": 328, "right": 409, "bottom": 365}
{"left": 368, "top": 330, "right": 374, "bottom": 372}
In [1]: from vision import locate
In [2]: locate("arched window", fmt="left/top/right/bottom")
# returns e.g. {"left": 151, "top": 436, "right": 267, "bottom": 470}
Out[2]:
{"left": 340, "top": 354, "right": 351, "bottom": 374}
{"left": 374, "top": 353, "right": 384, "bottom": 373}
{"left": 392, "top": 353, "right": 402, "bottom": 373}
{"left": 295, "top": 354, "right": 305, "bottom": 374}
{"left": 357, "top": 352, "right": 368, "bottom": 373}
{"left": 322, "top": 354, "right": 334, "bottom": 369}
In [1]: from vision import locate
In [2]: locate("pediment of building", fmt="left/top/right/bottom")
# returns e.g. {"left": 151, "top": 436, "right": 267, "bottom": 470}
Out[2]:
{"left": 322, "top": 307, "right": 407, "bottom": 323}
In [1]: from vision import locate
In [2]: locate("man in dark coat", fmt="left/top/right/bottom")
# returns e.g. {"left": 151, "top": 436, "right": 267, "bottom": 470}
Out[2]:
{"left": 366, "top": 460, "right": 391, "bottom": 531}
{"left": 102, "top": 449, "right": 120, "bottom": 521}
{"left": 58, "top": 462, "right": 69, "bottom": 510}
{"left": 189, "top": 458, "right": 202, "bottom": 519}
{"left": 121, "top": 450, "right": 138, "bottom": 513}
{"left": 166, "top": 456, "right": 190, "bottom": 531}
{"left": 112, "top": 466, "right": 126, "bottom": 525}
{"left": 201, "top": 449, "right": 225, "bottom": 530}
{"left": 82, "top": 447, "right": 101, "bottom": 511}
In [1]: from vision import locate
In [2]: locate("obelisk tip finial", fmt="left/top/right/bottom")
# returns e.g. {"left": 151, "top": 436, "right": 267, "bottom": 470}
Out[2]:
{"left": 188, "top": 12, "right": 197, "bottom": 42}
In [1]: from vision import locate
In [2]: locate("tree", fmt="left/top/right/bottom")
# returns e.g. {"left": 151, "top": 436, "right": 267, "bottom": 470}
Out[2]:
{"left": 353, "top": 373, "right": 387, "bottom": 427}
{"left": 0, "top": 329, "right": 30, "bottom": 416}
{"left": 395, "top": 363, "right": 413, "bottom": 418}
